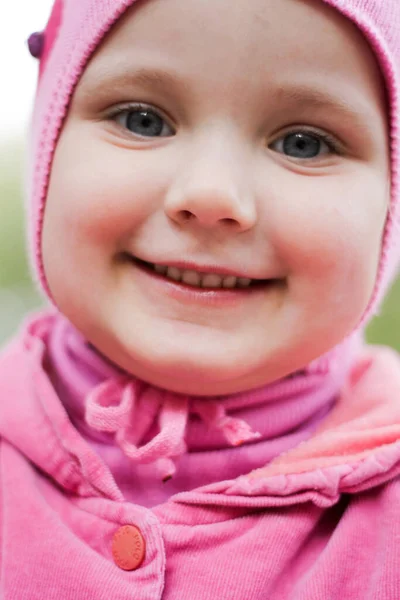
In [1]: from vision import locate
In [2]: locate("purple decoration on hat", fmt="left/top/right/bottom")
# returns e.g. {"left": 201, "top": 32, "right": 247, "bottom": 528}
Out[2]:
{"left": 27, "top": 32, "right": 45, "bottom": 59}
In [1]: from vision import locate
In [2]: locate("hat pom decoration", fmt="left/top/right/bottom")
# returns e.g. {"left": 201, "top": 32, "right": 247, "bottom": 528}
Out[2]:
{"left": 27, "top": 32, "right": 45, "bottom": 59}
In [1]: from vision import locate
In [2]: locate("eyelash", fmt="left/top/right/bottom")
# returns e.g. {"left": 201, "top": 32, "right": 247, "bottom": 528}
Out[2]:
{"left": 107, "top": 102, "right": 175, "bottom": 130}
{"left": 106, "top": 102, "right": 343, "bottom": 154}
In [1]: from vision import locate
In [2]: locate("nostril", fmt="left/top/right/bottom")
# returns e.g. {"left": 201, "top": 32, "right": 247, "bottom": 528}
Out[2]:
{"left": 220, "top": 217, "right": 238, "bottom": 227}
{"left": 180, "top": 210, "right": 193, "bottom": 223}
{"left": 177, "top": 213, "right": 240, "bottom": 227}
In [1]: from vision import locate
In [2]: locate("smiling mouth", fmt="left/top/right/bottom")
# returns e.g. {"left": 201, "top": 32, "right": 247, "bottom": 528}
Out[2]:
{"left": 126, "top": 256, "right": 274, "bottom": 290}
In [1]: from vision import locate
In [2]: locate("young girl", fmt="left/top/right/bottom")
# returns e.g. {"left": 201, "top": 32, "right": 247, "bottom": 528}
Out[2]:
{"left": 1, "top": 0, "right": 399, "bottom": 596}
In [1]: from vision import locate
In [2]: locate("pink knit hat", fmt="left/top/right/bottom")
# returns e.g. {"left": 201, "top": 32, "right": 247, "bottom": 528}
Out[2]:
{"left": 28, "top": 0, "right": 400, "bottom": 328}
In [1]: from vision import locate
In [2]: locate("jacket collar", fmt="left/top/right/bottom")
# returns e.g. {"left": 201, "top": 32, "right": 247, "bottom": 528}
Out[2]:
{"left": 1, "top": 311, "right": 399, "bottom": 509}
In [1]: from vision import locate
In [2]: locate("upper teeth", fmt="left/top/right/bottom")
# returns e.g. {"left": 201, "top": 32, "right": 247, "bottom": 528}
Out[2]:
{"left": 153, "top": 264, "right": 252, "bottom": 289}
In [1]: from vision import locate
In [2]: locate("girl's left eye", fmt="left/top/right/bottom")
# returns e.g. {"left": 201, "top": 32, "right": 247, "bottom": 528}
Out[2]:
{"left": 112, "top": 106, "right": 175, "bottom": 138}
{"left": 269, "top": 131, "right": 339, "bottom": 160}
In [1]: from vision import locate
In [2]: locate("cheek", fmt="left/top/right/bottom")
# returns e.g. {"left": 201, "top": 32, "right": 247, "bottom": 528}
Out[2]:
{"left": 42, "top": 126, "right": 172, "bottom": 309}
{"left": 44, "top": 125, "right": 172, "bottom": 249}
{"left": 264, "top": 170, "right": 387, "bottom": 316}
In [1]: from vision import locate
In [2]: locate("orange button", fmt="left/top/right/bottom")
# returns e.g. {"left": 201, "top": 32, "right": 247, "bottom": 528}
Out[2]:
{"left": 112, "top": 525, "right": 146, "bottom": 571}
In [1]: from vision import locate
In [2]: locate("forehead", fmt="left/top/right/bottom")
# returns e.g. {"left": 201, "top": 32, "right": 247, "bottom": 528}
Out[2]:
{"left": 80, "top": 0, "right": 386, "bottom": 120}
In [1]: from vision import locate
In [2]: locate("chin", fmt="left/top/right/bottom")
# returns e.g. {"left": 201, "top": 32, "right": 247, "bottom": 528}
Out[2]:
{"left": 117, "top": 344, "right": 248, "bottom": 395}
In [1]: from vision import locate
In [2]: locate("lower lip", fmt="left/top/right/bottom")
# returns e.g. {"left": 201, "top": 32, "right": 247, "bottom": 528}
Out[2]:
{"left": 129, "top": 258, "right": 280, "bottom": 307}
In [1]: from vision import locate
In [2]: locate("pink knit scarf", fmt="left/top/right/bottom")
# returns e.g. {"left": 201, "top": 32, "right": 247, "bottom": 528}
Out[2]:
{"left": 44, "top": 312, "right": 360, "bottom": 503}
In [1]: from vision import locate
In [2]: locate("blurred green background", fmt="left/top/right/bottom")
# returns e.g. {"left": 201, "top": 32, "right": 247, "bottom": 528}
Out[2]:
{"left": 0, "top": 139, "right": 399, "bottom": 349}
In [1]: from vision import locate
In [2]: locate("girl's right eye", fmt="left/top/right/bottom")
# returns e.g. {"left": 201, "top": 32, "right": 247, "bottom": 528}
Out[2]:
{"left": 112, "top": 105, "right": 175, "bottom": 138}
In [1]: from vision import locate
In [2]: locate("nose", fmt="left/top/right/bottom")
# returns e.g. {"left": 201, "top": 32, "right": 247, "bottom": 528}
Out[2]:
{"left": 164, "top": 132, "right": 257, "bottom": 232}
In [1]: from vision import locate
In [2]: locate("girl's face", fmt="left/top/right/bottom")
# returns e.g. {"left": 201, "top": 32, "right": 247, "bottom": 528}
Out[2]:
{"left": 43, "top": 0, "right": 389, "bottom": 395}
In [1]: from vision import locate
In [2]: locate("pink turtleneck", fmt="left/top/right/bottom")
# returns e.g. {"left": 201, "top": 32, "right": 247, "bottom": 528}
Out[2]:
{"left": 45, "top": 314, "right": 354, "bottom": 507}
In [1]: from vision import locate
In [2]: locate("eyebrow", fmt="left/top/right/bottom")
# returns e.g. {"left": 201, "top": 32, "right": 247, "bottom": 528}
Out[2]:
{"left": 79, "top": 66, "right": 191, "bottom": 103}
{"left": 271, "top": 84, "right": 373, "bottom": 126}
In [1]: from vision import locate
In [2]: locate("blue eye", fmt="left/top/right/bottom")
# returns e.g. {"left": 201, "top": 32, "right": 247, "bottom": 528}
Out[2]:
{"left": 270, "top": 131, "right": 334, "bottom": 159}
{"left": 114, "top": 107, "right": 174, "bottom": 138}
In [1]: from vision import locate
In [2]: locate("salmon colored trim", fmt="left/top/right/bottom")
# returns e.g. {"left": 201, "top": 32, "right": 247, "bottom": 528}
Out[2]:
{"left": 249, "top": 346, "right": 400, "bottom": 479}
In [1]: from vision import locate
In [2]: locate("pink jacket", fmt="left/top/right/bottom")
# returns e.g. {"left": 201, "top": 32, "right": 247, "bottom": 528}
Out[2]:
{"left": 1, "top": 311, "right": 400, "bottom": 599}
